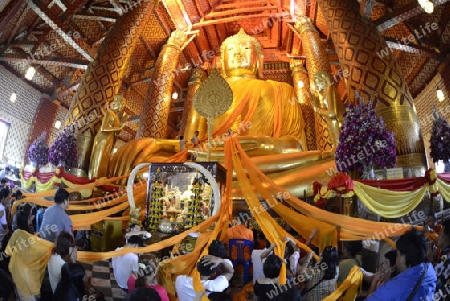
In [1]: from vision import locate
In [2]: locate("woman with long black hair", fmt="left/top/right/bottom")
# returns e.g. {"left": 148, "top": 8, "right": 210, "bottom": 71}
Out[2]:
{"left": 53, "top": 262, "right": 87, "bottom": 301}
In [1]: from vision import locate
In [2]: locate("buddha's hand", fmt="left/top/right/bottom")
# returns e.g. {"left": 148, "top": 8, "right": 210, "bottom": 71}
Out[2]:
{"left": 166, "top": 28, "right": 198, "bottom": 50}
{"left": 293, "top": 16, "right": 314, "bottom": 33}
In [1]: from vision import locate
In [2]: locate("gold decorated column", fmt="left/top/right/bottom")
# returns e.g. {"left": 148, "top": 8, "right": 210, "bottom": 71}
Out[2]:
{"left": 136, "top": 30, "right": 193, "bottom": 138}
{"left": 67, "top": 1, "right": 155, "bottom": 134}
{"left": 293, "top": 17, "right": 334, "bottom": 151}
{"left": 290, "top": 59, "right": 317, "bottom": 151}
{"left": 316, "top": 0, "right": 426, "bottom": 172}
{"left": 180, "top": 68, "right": 208, "bottom": 140}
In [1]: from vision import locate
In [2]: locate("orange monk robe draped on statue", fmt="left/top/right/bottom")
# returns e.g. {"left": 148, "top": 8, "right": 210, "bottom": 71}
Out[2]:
{"left": 212, "top": 78, "right": 305, "bottom": 141}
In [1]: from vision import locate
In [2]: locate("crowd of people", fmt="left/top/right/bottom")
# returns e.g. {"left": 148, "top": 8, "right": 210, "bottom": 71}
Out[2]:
{"left": 1, "top": 182, "right": 450, "bottom": 301}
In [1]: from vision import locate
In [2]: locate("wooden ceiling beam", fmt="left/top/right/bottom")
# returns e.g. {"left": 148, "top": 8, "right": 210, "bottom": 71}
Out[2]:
{"left": 6, "top": 6, "right": 31, "bottom": 46}
{"left": 374, "top": 4, "right": 423, "bottom": 32}
{"left": 73, "top": 14, "right": 117, "bottom": 22}
{"left": 25, "top": 0, "right": 94, "bottom": 61}
{"left": 205, "top": 6, "right": 279, "bottom": 19}
{"left": 385, "top": 38, "right": 440, "bottom": 58}
{"left": 0, "top": 1, "right": 25, "bottom": 38}
{"left": 193, "top": 12, "right": 290, "bottom": 28}
{"left": 0, "top": 54, "right": 89, "bottom": 69}
{"left": 213, "top": 0, "right": 270, "bottom": 9}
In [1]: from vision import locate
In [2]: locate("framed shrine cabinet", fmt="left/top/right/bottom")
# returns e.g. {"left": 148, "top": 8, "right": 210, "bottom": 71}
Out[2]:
{"left": 145, "top": 162, "right": 226, "bottom": 234}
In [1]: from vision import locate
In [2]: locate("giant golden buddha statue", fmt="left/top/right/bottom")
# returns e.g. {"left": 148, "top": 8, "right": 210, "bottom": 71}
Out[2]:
{"left": 108, "top": 29, "right": 335, "bottom": 195}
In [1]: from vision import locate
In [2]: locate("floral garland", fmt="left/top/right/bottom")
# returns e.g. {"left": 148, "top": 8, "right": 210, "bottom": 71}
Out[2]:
{"left": 49, "top": 125, "right": 77, "bottom": 168}
{"left": 148, "top": 169, "right": 164, "bottom": 231}
{"left": 429, "top": 109, "right": 450, "bottom": 162}
{"left": 335, "top": 98, "right": 396, "bottom": 173}
{"left": 28, "top": 132, "right": 49, "bottom": 165}
{"left": 186, "top": 173, "right": 204, "bottom": 229}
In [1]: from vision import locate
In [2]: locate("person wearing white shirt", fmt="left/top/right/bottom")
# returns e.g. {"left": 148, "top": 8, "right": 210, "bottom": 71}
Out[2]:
{"left": 175, "top": 255, "right": 234, "bottom": 301}
{"left": 0, "top": 201, "right": 7, "bottom": 244}
{"left": 112, "top": 235, "right": 143, "bottom": 293}
{"left": 48, "top": 231, "right": 77, "bottom": 293}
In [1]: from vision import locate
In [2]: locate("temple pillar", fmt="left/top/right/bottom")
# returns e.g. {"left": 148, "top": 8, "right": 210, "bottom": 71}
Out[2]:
{"left": 294, "top": 17, "right": 334, "bottom": 151}
{"left": 66, "top": 0, "right": 155, "bottom": 166}
{"left": 290, "top": 59, "right": 317, "bottom": 151}
{"left": 316, "top": 0, "right": 427, "bottom": 173}
{"left": 136, "top": 32, "right": 190, "bottom": 139}
{"left": 180, "top": 68, "right": 208, "bottom": 140}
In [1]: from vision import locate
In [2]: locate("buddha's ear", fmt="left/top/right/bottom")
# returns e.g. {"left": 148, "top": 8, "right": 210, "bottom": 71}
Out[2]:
{"left": 257, "top": 55, "right": 264, "bottom": 79}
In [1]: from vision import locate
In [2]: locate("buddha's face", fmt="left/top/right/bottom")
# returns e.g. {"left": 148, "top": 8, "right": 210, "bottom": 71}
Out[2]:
{"left": 111, "top": 96, "right": 125, "bottom": 111}
{"left": 223, "top": 39, "right": 258, "bottom": 78}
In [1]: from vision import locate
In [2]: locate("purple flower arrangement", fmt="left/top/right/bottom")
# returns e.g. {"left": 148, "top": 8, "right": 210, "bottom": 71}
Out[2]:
{"left": 49, "top": 125, "right": 77, "bottom": 169}
{"left": 429, "top": 109, "right": 450, "bottom": 162}
{"left": 28, "top": 132, "right": 49, "bottom": 165}
{"left": 335, "top": 101, "right": 397, "bottom": 173}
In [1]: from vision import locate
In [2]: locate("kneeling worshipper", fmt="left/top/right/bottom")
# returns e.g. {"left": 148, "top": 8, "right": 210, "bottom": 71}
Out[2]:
{"left": 175, "top": 255, "right": 234, "bottom": 301}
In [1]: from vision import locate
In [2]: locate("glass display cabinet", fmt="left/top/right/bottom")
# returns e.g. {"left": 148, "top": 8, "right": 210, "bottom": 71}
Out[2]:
{"left": 144, "top": 162, "right": 226, "bottom": 234}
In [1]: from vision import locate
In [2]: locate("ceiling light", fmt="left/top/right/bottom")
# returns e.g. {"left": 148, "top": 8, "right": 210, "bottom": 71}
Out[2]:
{"left": 172, "top": 92, "right": 178, "bottom": 99}
{"left": 437, "top": 89, "right": 445, "bottom": 102}
{"left": 25, "top": 67, "right": 36, "bottom": 80}
{"left": 298, "top": 81, "right": 304, "bottom": 89}
{"left": 54, "top": 120, "right": 61, "bottom": 129}
{"left": 10, "top": 92, "right": 16, "bottom": 103}
{"left": 418, "top": 0, "right": 434, "bottom": 13}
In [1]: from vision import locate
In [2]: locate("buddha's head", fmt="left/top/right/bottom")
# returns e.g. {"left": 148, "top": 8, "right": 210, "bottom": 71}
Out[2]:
{"left": 220, "top": 28, "right": 264, "bottom": 79}
{"left": 110, "top": 94, "right": 126, "bottom": 112}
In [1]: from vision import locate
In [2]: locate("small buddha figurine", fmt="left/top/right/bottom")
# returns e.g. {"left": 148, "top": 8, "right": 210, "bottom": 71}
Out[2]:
{"left": 89, "top": 95, "right": 128, "bottom": 179}
{"left": 310, "top": 71, "right": 345, "bottom": 148}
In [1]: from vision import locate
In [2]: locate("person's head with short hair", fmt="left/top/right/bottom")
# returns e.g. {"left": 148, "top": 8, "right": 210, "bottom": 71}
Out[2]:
{"left": 11, "top": 190, "right": 23, "bottom": 200}
{"left": 197, "top": 256, "right": 220, "bottom": 279}
{"left": 195, "top": 131, "right": 199, "bottom": 136}
{"left": 342, "top": 240, "right": 363, "bottom": 258}
{"left": 135, "top": 258, "right": 158, "bottom": 288}
{"left": 396, "top": 227, "right": 427, "bottom": 272}
{"left": 0, "top": 179, "right": 6, "bottom": 185}
{"left": 381, "top": 249, "right": 398, "bottom": 279}
{"left": 427, "top": 212, "right": 438, "bottom": 230}
{"left": 76, "top": 238, "right": 89, "bottom": 251}
{"left": 53, "top": 231, "right": 75, "bottom": 262}
{"left": 321, "top": 246, "right": 339, "bottom": 280}
{"left": 126, "top": 235, "right": 144, "bottom": 247}
{"left": 208, "top": 240, "right": 227, "bottom": 259}
{"left": 263, "top": 254, "right": 282, "bottom": 279}
{"left": 54, "top": 188, "right": 70, "bottom": 209}
{"left": 208, "top": 292, "right": 232, "bottom": 301}
{"left": 179, "top": 135, "right": 184, "bottom": 140}
{"left": 128, "top": 287, "right": 161, "bottom": 301}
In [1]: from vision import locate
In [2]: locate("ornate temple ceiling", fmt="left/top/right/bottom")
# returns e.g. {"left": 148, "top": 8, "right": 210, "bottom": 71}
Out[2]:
{"left": 0, "top": 0, "right": 449, "bottom": 140}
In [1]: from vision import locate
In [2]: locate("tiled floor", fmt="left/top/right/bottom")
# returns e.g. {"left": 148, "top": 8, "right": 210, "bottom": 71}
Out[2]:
{"left": 82, "top": 260, "right": 127, "bottom": 301}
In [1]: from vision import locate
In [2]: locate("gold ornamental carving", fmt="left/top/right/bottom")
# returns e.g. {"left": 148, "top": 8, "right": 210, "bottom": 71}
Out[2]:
{"left": 293, "top": 17, "right": 334, "bottom": 151}
{"left": 290, "top": 59, "right": 317, "bottom": 151}
{"left": 136, "top": 29, "right": 198, "bottom": 139}
{"left": 315, "top": 0, "right": 426, "bottom": 169}
{"left": 181, "top": 68, "right": 208, "bottom": 140}
{"left": 67, "top": 0, "right": 155, "bottom": 136}
{"left": 192, "top": 69, "right": 233, "bottom": 160}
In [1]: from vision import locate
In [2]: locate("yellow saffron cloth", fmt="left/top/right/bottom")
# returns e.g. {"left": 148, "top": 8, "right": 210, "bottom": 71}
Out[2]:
{"left": 353, "top": 181, "right": 428, "bottom": 218}
{"left": 323, "top": 266, "right": 364, "bottom": 301}
{"left": 5, "top": 230, "right": 53, "bottom": 297}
